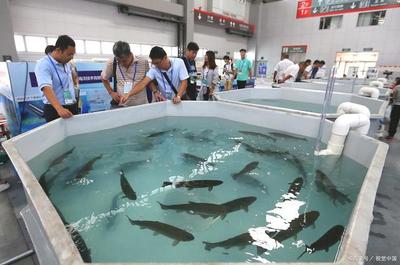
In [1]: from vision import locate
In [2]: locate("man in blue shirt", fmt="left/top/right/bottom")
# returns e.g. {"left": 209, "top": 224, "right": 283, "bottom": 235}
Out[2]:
{"left": 121, "top": 46, "right": 189, "bottom": 105}
{"left": 35, "top": 35, "right": 78, "bottom": 122}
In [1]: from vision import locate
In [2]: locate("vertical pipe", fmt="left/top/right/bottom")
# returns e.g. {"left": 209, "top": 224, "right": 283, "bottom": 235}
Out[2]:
{"left": 314, "top": 67, "right": 336, "bottom": 154}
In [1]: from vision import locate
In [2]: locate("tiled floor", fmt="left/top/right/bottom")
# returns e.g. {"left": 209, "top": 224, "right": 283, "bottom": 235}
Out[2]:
{"left": 0, "top": 139, "right": 399, "bottom": 265}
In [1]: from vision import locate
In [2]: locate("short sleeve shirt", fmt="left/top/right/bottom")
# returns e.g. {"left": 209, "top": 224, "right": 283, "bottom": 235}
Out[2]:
{"left": 101, "top": 55, "right": 149, "bottom": 106}
{"left": 234, "top": 58, "right": 252, "bottom": 81}
{"left": 146, "top": 58, "right": 189, "bottom": 99}
{"left": 34, "top": 55, "right": 76, "bottom": 105}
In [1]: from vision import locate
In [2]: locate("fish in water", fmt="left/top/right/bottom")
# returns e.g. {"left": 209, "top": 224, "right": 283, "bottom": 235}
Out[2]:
{"left": 162, "top": 180, "right": 223, "bottom": 191}
{"left": 38, "top": 170, "right": 50, "bottom": 196}
{"left": 287, "top": 155, "right": 308, "bottom": 183}
{"left": 232, "top": 161, "right": 259, "bottom": 179}
{"left": 269, "top": 132, "right": 307, "bottom": 141}
{"left": 49, "top": 147, "right": 75, "bottom": 167}
{"left": 288, "top": 177, "right": 304, "bottom": 195}
{"left": 75, "top": 154, "right": 103, "bottom": 180}
{"left": 106, "top": 192, "right": 123, "bottom": 229}
{"left": 297, "top": 225, "right": 345, "bottom": 260}
{"left": 157, "top": 201, "right": 228, "bottom": 219}
{"left": 239, "top": 130, "right": 277, "bottom": 142}
{"left": 266, "top": 211, "right": 320, "bottom": 243}
{"left": 181, "top": 153, "right": 214, "bottom": 166}
{"left": 120, "top": 170, "right": 137, "bottom": 200}
{"left": 315, "top": 170, "right": 351, "bottom": 206}
{"left": 52, "top": 204, "right": 91, "bottom": 262}
{"left": 147, "top": 129, "right": 176, "bottom": 138}
{"left": 236, "top": 141, "right": 289, "bottom": 158}
{"left": 203, "top": 232, "right": 254, "bottom": 251}
{"left": 233, "top": 174, "right": 268, "bottom": 193}
{"left": 120, "top": 159, "right": 149, "bottom": 172}
{"left": 183, "top": 132, "right": 215, "bottom": 143}
{"left": 126, "top": 217, "right": 194, "bottom": 246}
{"left": 222, "top": 196, "right": 257, "bottom": 214}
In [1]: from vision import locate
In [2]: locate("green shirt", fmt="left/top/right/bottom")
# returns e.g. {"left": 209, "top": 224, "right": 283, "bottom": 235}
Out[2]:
{"left": 234, "top": 59, "right": 252, "bottom": 81}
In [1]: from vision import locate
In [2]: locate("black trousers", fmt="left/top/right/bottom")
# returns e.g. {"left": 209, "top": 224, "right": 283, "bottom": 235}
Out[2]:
{"left": 44, "top": 103, "right": 79, "bottom": 122}
{"left": 184, "top": 84, "right": 198, "bottom": 100}
{"left": 237, "top": 80, "right": 247, "bottom": 89}
{"left": 388, "top": 105, "right": 400, "bottom": 137}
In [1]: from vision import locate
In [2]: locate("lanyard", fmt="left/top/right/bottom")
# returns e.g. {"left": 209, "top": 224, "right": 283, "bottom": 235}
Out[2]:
{"left": 159, "top": 61, "right": 174, "bottom": 92}
{"left": 119, "top": 61, "right": 138, "bottom": 82}
{"left": 203, "top": 68, "right": 209, "bottom": 80}
{"left": 47, "top": 55, "right": 67, "bottom": 90}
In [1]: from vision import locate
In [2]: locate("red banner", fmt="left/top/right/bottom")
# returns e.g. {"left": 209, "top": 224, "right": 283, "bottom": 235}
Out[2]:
{"left": 296, "top": 0, "right": 400, "bottom": 19}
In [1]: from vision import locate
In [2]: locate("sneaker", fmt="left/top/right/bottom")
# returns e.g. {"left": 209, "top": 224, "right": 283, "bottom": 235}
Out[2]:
{"left": 0, "top": 181, "right": 10, "bottom": 192}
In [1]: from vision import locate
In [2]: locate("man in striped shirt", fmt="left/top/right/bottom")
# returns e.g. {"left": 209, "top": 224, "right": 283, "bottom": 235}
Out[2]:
{"left": 101, "top": 41, "right": 150, "bottom": 108}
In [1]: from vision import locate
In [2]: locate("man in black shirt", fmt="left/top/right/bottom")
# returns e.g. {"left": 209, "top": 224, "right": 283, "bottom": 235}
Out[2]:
{"left": 181, "top": 42, "right": 199, "bottom": 100}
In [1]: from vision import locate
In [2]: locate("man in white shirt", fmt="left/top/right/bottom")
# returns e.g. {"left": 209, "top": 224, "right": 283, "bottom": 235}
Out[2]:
{"left": 281, "top": 62, "right": 306, "bottom": 83}
{"left": 273, "top": 54, "right": 293, "bottom": 83}
{"left": 315, "top": 60, "right": 327, "bottom": 79}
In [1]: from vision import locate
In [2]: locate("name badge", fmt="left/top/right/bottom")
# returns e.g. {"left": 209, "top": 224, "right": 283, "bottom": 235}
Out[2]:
{"left": 63, "top": 90, "right": 74, "bottom": 105}
{"left": 123, "top": 82, "right": 132, "bottom": 94}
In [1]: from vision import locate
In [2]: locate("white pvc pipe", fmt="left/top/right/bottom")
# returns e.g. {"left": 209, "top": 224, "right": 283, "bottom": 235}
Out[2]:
{"left": 369, "top": 80, "right": 384, "bottom": 89}
{"left": 316, "top": 112, "right": 370, "bottom": 156}
{"left": 377, "top": 78, "right": 388, "bottom": 84}
{"left": 337, "top": 102, "right": 371, "bottom": 118}
{"left": 358, "top": 86, "right": 380, "bottom": 99}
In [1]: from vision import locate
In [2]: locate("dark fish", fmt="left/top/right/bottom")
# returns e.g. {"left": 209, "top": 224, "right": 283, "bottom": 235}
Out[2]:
{"left": 120, "top": 159, "right": 149, "bottom": 171}
{"left": 266, "top": 211, "right": 320, "bottom": 243}
{"left": 49, "top": 147, "right": 75, "bottom": 167}
{"left": 183, "top": 132, "right": 215, "bottom": 143}
{"left": 233, "top": 174, "right": 268, "bottom": 193}
{"left": 232, "top": 161, "right": 259, "bottom": 179}
{"left": 236, "top": 141, "right": 289, "bottom": 158}
{"left": 147, "top": 129, "right": 175, "bottom": 138}
{"left": 120, "top": 170, "right": 137, "bottom": 200}
{"left": 223, "top": 196, "right": 257, "bottom": 214}
{"left": 162, "top": 180, "right": 223, "bottom": 191}
{"left": 38, "top": 169, "right": 50, "bottom": 196}
{"left": 126, "top": 217, "right": 194, "bottom": 246}
{"left": 315, "top": 170, "right": 351, "bottom": 205}
{"left": 288, "top": 177, "right": 304, "bottom": 195}
{"left": 75, "top": 154, "right": 103, "bottom": 180}
{"left": 297, "top": 225, "right": 345, "bottom": 260}
{"left": 203, "top": 232, "right": 254, "bottom": 251}
{"left": 269, "top": 132, "right": 307, "bottom": 141}
{"left": 158, "top": 201, "right": 228, "bottom": 219}
{"left": 287, "top": 155, "right": 308, "bottom": 182}
{"left": 239, "top": 130, "right": 277, "bottom": 141}
{"left": 106, "top": 192, "right": 123, "bottom": 229}
{"left": 53, "top": 204, "right": 91, "bottom": 262}
{"left": 181, "top": 153, "right": 213, "bottom": 165}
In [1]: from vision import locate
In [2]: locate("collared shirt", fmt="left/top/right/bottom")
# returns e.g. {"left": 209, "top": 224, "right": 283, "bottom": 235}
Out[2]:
{"left": 146, "top": 58, "right": 189, "bottom": 99}
{"left": 35, "top": 55, "right": 75, "bottom": 105}
{"left": 101, "top": 55, "right": 149, "bottom": 106}
{"left": 284, "top": 64, "right": 300, "bottom": 82}
{"left": 234, "top": 58, "right": 252, "bottom": 81}
{"left": 274, "top": 58, "right": 294, "bottom": 81}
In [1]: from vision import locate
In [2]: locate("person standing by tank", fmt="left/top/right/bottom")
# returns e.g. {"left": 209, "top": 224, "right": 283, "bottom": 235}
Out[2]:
{"left": 234, "top": 49, "right": 253, "bottom": 89}
{"left": 121, "top": 46, "right": 188, "bottom": 104}
{"left": 35, "top": 35, "right": 78, "bottom": 122}
{"left": 181, "top": 42, "right": 199, "bottom": 100}
{"left": 198, "top": 51, "right": 219, "bottom": 101}
{"left": 101, "top": 41, "right": 150, "bottom": 108}
{"left": 223, "top": 55, "right": 234, "bottom": 91}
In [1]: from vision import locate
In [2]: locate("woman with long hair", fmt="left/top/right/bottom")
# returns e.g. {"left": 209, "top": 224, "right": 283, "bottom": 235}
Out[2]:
{"left": 198, "top": 51, "right": 219, "bottom": 100}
